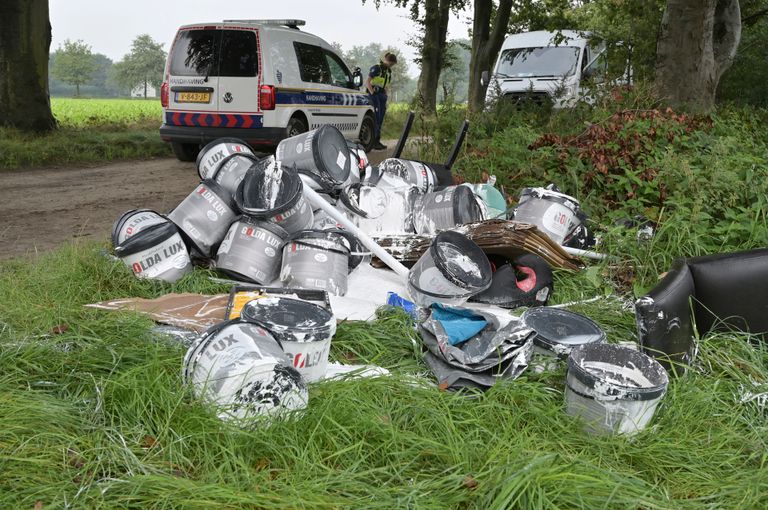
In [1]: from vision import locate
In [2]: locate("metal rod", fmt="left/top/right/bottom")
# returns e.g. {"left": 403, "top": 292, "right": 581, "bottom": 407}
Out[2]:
{"left": 300, "top": 178, "right": 410, "bottom": 279}
{"left": 561, "top": 246, "right": 609, "bottom": 260}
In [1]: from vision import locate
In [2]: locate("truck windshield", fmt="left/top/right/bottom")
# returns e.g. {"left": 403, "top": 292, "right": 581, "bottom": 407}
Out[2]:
{"left": 496, "top": 46, "right": 580, "bottom": 78}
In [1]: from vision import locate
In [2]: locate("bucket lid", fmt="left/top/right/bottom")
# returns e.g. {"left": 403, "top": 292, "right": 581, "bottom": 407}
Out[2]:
{"left": 567, "top": 343, "right": 669, "bottom": 401}
{"left": 235, "top": 162, "right": 303, "bottom": 217}
{"left": 241, "top": 297, "right": 335, "bottom": 338}
{"left": 430, "top": 231, "right": 492, "bottom": 291}
{"left": 523, "top": 307, "right": 606, "bottom": 352}
{"left": 114, "top": 221, "right": 181, "bottom": 258}
{"left": 519, "top": 187, "right": 580, "bottom": 211}
{"left": 196, "top": 138, "right": 254, "bottom": 179}
{"left": 309, "top": 125, "right": 351, "bottom": 187}
{"left": 111, "top": 208, "right": 165, "bottom": 247}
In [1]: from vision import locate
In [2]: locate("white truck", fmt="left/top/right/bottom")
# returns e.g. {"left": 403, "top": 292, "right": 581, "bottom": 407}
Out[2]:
{"left": 482, "top": 30, "right": 609, "bottom": 108}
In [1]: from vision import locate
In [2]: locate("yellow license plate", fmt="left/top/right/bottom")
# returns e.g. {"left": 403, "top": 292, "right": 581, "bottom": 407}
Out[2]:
{"left": 176, "top": 92, "right": 211, "bottom": 103}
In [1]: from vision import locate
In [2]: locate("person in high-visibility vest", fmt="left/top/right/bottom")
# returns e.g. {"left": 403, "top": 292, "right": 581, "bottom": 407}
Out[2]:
{"left": 366, "top": 52, "right": 397, "bottom": 151}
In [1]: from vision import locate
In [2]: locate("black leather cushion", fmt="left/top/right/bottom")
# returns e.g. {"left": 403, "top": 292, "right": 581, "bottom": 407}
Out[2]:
{"left": 687, "top": 248, "right": 768, "bottom": 335}
{"left": 635, "top": 259, "right": 696, "bottom": 370}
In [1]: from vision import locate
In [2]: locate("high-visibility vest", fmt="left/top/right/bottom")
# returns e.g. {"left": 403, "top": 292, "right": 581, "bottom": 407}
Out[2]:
{"left": 370, "top": 62, "right": 392, "bottom": 90}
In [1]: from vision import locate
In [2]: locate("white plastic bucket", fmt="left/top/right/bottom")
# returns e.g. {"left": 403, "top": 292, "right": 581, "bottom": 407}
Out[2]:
{"left": 275, "top": 125, "right": 351, "bottom": 191}
{"left": 338, "top": 183, "right": 415, "bottom": 235}
{"left": 183, "top": 319, "right": 307, "bottom": 423}
{"left": 410, "top": 185, "right": 484, "bottom": 235}
{"left": 565, "top": 343, "right": 669, "bottom": 435}
{"left": 280, "top": 230, "right": 350, "bottom": 296}
{"left": 111, "top": 209, "right": 168, "bottom": 247}
{"left": 114, "top": 222, "right": 192, "bottom": 283}
{"left": 513, "top": 187, "right": 580, "bottom": 244}
{"left": 213, "top": 153, "right": 259, "bottom": 196}
{"left": 197, "top": 138, "right": 255, "bottom": 180}
{"left": 241, "top": 297, "right": 336, "bottom": 382}
{"left": 215, "top": 217, "right": 289, "bottom": 284}
{"left": 377, "top": 158, "right": 437, "bottom": 193}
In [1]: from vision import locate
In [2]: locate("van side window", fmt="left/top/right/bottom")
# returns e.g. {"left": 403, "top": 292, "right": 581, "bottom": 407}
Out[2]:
{"left": 294, "top": 42, "right": 329, "bottom": 84}
{"left": 171, "top": 29, "right": 220, "bottom": 77}
{"left": 219, "top": 31, "right": 259, "bottom": 77}
{"left": 324, "top": 51, "right": 353, "bottom": 88}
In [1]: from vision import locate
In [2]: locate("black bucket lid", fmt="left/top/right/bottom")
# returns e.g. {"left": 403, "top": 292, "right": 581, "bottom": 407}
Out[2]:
{"left": 235, "top": 162, "right": 303, "bottom": 217}
{"left": 241, "top": 297, "right": 334, "bottom": 336}
{"left": 111, "top": 208, "right": 164, "bottom": 247}
{"left": 452, "top": 185, "right": 484, "bottom": 225}
{"left": 114, "top": 221, "right": 181, "bottom": 258}
{"left": 310, "top": 125, "right": 351, "bottom": 186}
{"left": 522, "top": 307, "right": 606, "bottom": 352}
{"left": 567, "top": 343, "right": 669, "bottom": 401}
{"left": 430, "top": 231, "right": 492, "bottom": 291}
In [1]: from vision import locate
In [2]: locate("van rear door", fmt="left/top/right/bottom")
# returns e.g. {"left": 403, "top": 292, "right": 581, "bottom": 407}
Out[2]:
{"left": 216, "top": 29, "right": 262, "bottom": 126}
{"left": 167, "top": 28, "right": 220, "bottom": 117}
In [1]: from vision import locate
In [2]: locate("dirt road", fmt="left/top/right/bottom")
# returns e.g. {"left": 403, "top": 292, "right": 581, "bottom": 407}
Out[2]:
{"left": 1, "top": 147, "right": 396, "bottom": 260}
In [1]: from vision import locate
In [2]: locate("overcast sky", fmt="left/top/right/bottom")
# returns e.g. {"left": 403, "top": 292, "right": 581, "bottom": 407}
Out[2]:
{"left": 49, "top": 0, "right": 472, "bottom": 77}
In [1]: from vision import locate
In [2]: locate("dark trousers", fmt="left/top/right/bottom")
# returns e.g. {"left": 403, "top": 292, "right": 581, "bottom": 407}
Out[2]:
{"left": 369, "top": 92, "right": 388, "bottom": 141}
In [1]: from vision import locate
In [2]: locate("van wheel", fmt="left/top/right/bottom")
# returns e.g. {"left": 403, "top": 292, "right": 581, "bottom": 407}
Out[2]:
{"left": 286, "top": 116, "right": 308, "bottom": 138}
{"left": 171, "top": 142, "right": 199, "bottom": 162}
{"left": 359, "top": 115, "right": 375, "bottom": 153}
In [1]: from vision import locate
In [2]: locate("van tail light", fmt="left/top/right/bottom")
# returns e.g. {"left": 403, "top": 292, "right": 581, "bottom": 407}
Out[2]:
{"left": 259, "top": 85, "right": 276, "bottom": 110}
{"left": 160, "top": 82, "right": 169, "bottom": 108}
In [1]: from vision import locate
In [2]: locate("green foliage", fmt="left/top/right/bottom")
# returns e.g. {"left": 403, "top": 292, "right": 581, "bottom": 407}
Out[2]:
{"left": 51, "top": 39, "right": 98, "bottom": 97}
{"left": 112, "top": 35, "right": 167, "bottom": 98}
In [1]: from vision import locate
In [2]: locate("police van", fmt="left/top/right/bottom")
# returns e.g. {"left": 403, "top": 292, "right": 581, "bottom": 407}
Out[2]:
{"left": 160, "top": 19, "right": 376, "bottom": 161}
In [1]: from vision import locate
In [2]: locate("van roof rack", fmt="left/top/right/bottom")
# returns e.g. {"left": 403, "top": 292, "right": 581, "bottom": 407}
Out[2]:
{"left": 222, "top": 19, "right": 305, "bottom": 29}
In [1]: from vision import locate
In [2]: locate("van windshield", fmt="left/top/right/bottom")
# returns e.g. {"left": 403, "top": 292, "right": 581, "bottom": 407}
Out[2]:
{"left": 496, "top": 46, "right": 580, "bottom": 78}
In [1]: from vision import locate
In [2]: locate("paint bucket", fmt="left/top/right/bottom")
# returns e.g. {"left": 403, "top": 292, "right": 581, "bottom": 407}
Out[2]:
{"left": 280, "top": 230, "right": 350, "bottom": 296}
{"left": 513, "top": 187, "right": 580, "bottom": 245}
{"left": 111, "top": 208, "right": 168, "bottom": 247}
{"left": 565, "top": 343, "right": 669, "bottom": 435}
{"left": 344, "top": 140, "right": 367, "bottom": 186}
{"left": 235, "top": 159, "right": 314, "bottom": 235}
{"left": 168, "top": 179, "right": 238, "bottom": 257}
{"left": 114, "top": 222, "right": 192, "bottom": 283}
{"left": 215, "top": 217, "right": 289, "bottom": 284}
{"left": 467, "top": 183, "right": 508, "bottom": 219}
{"left": 407, "top": 231, "right": 492, "bottom": 307}
{"left": 183, "top": 319, "right": 307, "bottom": 422}
{"left": 411, "top": 185, "right": 484, "bottom": 235}
{"left": 378, "top": 158, "right": 437, "bottom": 193}
{"left": 241, "top": 297, "right": 335, "bottom": 382}
{"left": 338, "top": 183, "right": 415, "bottom": 235}
{"left": 197, "top": 138, "right": 255, "bottom": 180}
{"left": 213, "top": 153, "right": 260, "bottom": 195}
{"left": 523, "top": 307, "right": 606, "bottom": 358}
{"left": 275, "top": 125, "right": 350, "bottom": 191}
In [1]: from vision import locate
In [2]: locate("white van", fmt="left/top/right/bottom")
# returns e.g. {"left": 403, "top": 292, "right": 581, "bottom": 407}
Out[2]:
{"left": 482, "top": 30, "right": 608, "bottom": 108}
{"left": 160, "top": 19, "right": 376, "bottom": 161}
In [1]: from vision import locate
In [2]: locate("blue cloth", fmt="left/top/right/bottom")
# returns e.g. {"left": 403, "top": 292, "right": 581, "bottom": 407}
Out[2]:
{"left": 430, "top": 304, "right": 488, "bottom": 346}
{"left": 386, "top": 292, "right": 417, "bottom": 320}
{"left": 369, "top": 92, "right": 387, "bottom": 141}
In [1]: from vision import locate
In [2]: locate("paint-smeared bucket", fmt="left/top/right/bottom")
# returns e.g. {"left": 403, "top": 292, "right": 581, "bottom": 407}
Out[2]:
{"left": 168, "top": 179, "right": 238, "bottom": 257}
{"left": 115, "top": 222, "right": 192, "bottom": 283}
{"left": 411, "top": 185, "right": 484, "bottom": 235}
{"left": 275, "top": 125, "right": 350, "bottom": 190}
{"left": 241, "top": 297, "right": 335, "bottom": 382}
{"left": 523, "top": 307, "right": 606, "bottom": 357}
{"left": 378, "top": 158, "right": 437, "bottom": 193}
{"left": 565, "top": 343, "right": 669, "bottom": 435}
{"left": 213, "top": 153, "right": 260, "bottom": 195}
{"left": 235, "top": 159, "right": 314, "bottom": 235}
{"left": 215, "top": 217, "right": 289, "bottom": 284}
{"left": 343, "top": 140, "right": 367, "bottom": 186}
{"left": 338, "top": 183, "right": 415, "bottom": 235}
{"left": 513, "top": 187, "right": 580, "bottom": 245}
{"left": 183, "top": 319, "right": 307, "bottom": 423}
{"left": 111, "top": 208, "right": 168, "bottom": 247}
{"left": 407, "top": 231, "right": 492, "bottom": 307}
{"left": 467, "top": 183, "right": 508, "bottom": 219}
{"left": 280, "top": 230, "right": 350, "bottom": 296}
{"left": 197, "top": 138, "right": 255, "bottom": 180}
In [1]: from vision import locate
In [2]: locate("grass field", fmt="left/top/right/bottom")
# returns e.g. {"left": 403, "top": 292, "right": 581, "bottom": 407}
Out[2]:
{"left": 51, "top": 98, "right": 163, "bottom": 129}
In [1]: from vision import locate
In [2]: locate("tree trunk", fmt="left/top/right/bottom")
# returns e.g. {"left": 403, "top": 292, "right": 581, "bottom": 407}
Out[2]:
{"left": 416, "top": 0, "right": 451, "bottom": 115}
{"left": 468, "top": 0, "right": 514, "bottom": 113}
{"left": 0, "top": 0, "right": 56, "bottom": 131}
{"left": 655, "top": 0, "right": 741, "bottom": 112}
{"left": 76, "top": 83, "right": 80, "bottom": 97}
{"left": 144, "top": 80, "right": 148, "bottom": 99}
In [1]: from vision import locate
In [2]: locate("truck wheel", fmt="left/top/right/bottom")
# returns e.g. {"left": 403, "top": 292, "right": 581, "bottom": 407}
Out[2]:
{"left": 286, "top": 116, "right": 308, "bottom": 138}
{"left": 171, "top": 142, "right": 199, "bottom": 162}
{"left": 359, "top": 115, "right": 375, "bottom": 153}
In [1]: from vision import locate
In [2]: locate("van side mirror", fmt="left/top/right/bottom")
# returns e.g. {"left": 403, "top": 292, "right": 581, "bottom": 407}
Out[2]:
{"left": 481, "top": 70, "right": 489, "bottom": 87}
{"left": 352, "top": 67, "right": 363, "bottom": 88}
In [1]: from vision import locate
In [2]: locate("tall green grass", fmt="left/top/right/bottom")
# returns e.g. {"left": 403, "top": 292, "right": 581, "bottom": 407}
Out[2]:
{"left": 1, "top": 242, "right": 767, "bottom": 508}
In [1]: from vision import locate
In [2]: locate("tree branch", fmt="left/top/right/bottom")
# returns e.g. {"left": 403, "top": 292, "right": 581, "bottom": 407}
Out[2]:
{"left": 742, "top": 7, "right": 768, "bottom": 27}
